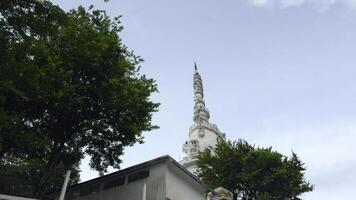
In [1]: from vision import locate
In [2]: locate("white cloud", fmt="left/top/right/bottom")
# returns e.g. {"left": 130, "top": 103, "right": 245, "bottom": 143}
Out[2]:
{"left": 347, "top": 0, "right": 356, "bottom": 8}
{"left": 280, "top": 0, "right": 307, "bottom": 8}
{"left": 250, "top": 0, "right": 273, "bottom": 7}
{"left": 246, "top": 0, "right": 356, "bottom": 11}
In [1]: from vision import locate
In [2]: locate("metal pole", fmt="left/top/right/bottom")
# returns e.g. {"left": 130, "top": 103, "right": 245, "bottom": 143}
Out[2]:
{"left": 58, "top": 170, "right": 71, "bottom": 200}
{"left": 142, "top": 180, "right": 146, "bottom": 200}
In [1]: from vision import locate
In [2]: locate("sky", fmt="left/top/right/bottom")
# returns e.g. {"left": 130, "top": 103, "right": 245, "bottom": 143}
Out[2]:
{"left": 52, "top": 0, "right": 356, "bottom": 199}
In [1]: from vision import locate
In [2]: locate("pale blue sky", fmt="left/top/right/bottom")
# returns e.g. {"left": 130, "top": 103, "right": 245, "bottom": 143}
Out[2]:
{"left": 52, "top": 0, "right": 356, "bottom": 199}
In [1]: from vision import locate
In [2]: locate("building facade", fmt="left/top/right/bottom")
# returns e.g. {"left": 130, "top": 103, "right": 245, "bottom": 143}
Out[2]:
{"left": 47, "top": 156, "right": 213, "bottom": 200}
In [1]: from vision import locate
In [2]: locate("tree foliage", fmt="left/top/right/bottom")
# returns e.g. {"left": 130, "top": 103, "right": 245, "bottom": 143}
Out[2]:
{"left": 0, "top": 0, "right": 66, "bottom": 162}
{"left": 0, "top": 155, "right": 80, "bottom": 197}
{"left": 0, "top": 0, "right": 159, "bottom": 198}
{"left": 197, "top": 139, "right": 313, "bottom": 200}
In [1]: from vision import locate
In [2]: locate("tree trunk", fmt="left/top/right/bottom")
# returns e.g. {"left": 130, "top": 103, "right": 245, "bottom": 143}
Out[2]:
{"left": 33, "top": 143, "right": 63, "bottom": 199}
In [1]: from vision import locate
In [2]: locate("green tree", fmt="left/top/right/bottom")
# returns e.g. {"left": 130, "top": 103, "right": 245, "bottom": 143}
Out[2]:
{"left": 0, "top": 154, "right": 81, "bottom": 197}
{"left": 0, "top": 0, "right": 159, "bottom": 198}
{"left": 0, "top": 0, "right": 66, "bottom": 161}
{"left": 197, "top": 139, "right": 313, "bottom": 200}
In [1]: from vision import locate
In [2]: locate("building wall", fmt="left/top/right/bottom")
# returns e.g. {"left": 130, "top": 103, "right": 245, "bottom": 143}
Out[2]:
{"left": 95, "top": 178, "right": 145, "bottom": 200}
{"left": 59, "top": 163, "right": 167, "bottom": 200}
{"left": 165, "top": 164, "right": 206, "bottom": 200}
{"left": 189, "top": 124, "right": 219, "bottom": 152}
{"left": 182, "top": 123, "right": 221, "bottom": 174}
{"left": 145, "top": 162, "right": 166, "bottom": 200}
{"left": 51, "top": 159, "right": 209, "bottom": 200}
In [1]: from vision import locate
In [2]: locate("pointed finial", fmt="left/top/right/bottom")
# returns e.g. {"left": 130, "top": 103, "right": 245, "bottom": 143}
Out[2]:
{"left": 194, "top": 62, "right": 198, "bottom": 71}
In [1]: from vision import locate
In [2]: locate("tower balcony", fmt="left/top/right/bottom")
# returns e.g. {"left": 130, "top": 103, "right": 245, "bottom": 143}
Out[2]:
{"left": 182, "top": 139, "right": 200, "bottom": 154}
{"left": 189, "top": 122, "right": 223, "bottom": 137}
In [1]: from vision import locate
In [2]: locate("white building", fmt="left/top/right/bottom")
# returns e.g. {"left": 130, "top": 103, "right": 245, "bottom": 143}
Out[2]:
{"left": 180, "top": 64, "right": 225, "bottom": 173}
{"left": 47, "top": 156, "right": 213, "bottom": 200}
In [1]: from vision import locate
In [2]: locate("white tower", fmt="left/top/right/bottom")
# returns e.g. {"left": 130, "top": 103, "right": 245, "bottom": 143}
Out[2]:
{"left": 181, "top": 63, "right": 225, "bottom": 174}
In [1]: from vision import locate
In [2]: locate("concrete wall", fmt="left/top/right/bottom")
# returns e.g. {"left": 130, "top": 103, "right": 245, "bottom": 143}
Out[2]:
{"left": 52, "top": 159, "right": 207, "bottom": 200}
{"left": 165, "top": 164, "right": 206, "bottom": 200}
{"left": 189, "top": 126, "right": 219, "bottom": 152}
{"left": 144, "top": 162, "right": 166, "bottom": 200}
{"left": 59, "top": 162, "right": 167, "bottom": 200}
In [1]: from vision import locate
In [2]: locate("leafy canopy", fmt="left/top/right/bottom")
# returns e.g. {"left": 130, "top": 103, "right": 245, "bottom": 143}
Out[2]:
{"left": 0, "top": 154, "right": 81, "bottom": 197}
{"left": 0, "top": 0, "right": 159, "bottom": 197}
{"left": 197, "top": 139, "right": 313, "bottom": 200}
{"left": 0, "top": 0, "right": 67, "bottom": 160}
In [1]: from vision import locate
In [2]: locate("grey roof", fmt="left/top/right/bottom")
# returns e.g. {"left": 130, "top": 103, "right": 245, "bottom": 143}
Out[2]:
{"left": 64, "top": 155, "right": 213, "bottom": 193}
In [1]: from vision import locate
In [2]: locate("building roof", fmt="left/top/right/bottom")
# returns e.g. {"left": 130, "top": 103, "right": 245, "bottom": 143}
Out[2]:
{"left": 0, "top": 194, "right": 38, "bottom": 200}
{"left": 64, "top": 155, "right": 213, "bottom": 193}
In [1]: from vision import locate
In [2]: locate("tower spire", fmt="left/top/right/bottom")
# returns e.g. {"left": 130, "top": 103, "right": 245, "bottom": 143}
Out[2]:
{"left": 181, "top": 63, "right": 224, "bottom": 174}
{"left": 193, "top": 63, "right": 210, "bottom": 123}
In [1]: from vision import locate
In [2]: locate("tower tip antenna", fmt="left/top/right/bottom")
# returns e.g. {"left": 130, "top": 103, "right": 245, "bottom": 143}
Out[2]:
{"left": 194, "top": 62, "right": 197, "bottom": 71}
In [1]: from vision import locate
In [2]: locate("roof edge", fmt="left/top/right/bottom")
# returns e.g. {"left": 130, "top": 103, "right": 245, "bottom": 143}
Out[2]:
{"left": 166, "top": 156, "right": 214, "bottom": 193}
{"left": 65, "top": 155, "right": 171, "bottom": 190}
{"left": 51, "top": 155, "right": 213, "bottom": 194}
